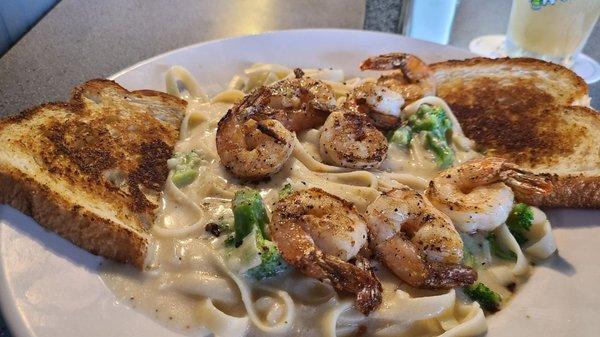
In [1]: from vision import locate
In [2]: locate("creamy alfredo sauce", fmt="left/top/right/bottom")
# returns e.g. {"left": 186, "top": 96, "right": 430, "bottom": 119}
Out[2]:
{"left": 100, "top": 76, "right": 554, "bottom": 337}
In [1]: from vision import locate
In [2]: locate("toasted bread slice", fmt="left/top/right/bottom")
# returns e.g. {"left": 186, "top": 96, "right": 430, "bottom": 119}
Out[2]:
{"left": 0, "top": 79, "right": 186, "bottom": 267}
{"left": 431, "top": 57, "right": 599, "bottom": 208}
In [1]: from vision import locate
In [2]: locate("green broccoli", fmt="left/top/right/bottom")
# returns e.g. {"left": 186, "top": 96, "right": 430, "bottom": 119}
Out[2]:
{"left": 232, "top": 189, "right": 270, "bottom": 245}
{"left": 387, "top": 125, "right": 413, "bottom": 148}
{"left": 506, "top": 203, "right": 534, "bottom": 245}
{"left": 464, "top": 282, "right": 502, "bottom": 312}
{"left": 278, "top": 183, "right": 294, "bottom": 199}
{"left": 388, "top": 104, "right": 455, "bottom": 168}
{"left": 486, "top": 233, "right": 517, "bottom": 261}
{"left": 245, "top": 231, "right": 289, "bottom": 280}
{"left": 171, "top": 150, "right": 202, "bottom": 187}
{"left": 424, "top": 131, "right": 455, "bottom": 169}
{"left": 408, "top": 104, "right": 452, "bottom": 139}
{"left": 230, "top": 189, "right": 288, "bottom": 280}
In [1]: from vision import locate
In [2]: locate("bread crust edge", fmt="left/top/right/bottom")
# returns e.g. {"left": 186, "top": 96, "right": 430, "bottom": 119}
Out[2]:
{"left": 0, "top": 165, "right": 148, "bottom": 268}
{"left": 430, "top": 57, "right": 588, "bottom": 104}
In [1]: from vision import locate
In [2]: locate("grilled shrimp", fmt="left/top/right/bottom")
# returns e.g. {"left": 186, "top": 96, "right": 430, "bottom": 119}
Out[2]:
{"left": 426, "top": 157, "right": 553, "bottom": 233}
{"left": 216, "top": 77, "right": 336, "bottom": 180}
{"left": 346, "top": 82, "right": 405, "bottom": 130}
{"left": 270, "top": 188, "right": 382, "bottom": 314}
{"left": 366, "top": 187, "right": 477, "bottom": 289}
{"left": 319, "top": 110, "right": 388, "bottom": 169}
{"left": 216, "top": 91, "right": 294, "bottom": 180}
{"left": 360, "top": 52, "right": 435, "bottom": 107}
{"left": 259, "top": 75, "right": 337, "bottom": 132}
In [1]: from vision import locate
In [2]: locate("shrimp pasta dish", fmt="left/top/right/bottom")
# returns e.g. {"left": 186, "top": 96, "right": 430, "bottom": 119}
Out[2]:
{"left": 101, "top": 53, "right": 558, "bottom": 337}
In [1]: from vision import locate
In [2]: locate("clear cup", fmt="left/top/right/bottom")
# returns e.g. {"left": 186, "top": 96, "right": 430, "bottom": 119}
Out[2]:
{"left": 506, "top": 0, "right": 600, "bottom": 66}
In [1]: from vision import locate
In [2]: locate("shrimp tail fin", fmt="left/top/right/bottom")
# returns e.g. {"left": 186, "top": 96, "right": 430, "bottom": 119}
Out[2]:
{"left": 319, "top": 255, "right": 383, "bottom": 315}
{"left": 423, "top": 262, "right": 478, "bottom": 289}
{"left": 355, "top": 255, "right": 384, "bottom": 315}
{"left": 501, "top": 166, "right": 554, "bottom": 196}
{"left": 360, "top": 53, "right": 409, "bottom": 71}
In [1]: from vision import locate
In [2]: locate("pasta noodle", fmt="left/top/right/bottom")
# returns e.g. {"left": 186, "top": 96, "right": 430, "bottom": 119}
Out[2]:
{"left": 99, "top": 63, "right": 558, "bottom": 337}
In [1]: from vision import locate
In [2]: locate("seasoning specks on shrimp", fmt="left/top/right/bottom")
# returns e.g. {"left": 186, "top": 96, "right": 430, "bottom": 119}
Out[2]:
{"left": 216, "top": 90, "right": 294, "bottom": 180}
{"left": 366, "top": 186, "right": 477, "bottom": 289}
{"left": 426, "top": 157, "right": 553, "bottom": 233}
{"left": 270, "top": 188, "right": 382, "bottom": 314}
{"left": 216, "top": 76, "right": 336, "bottom": 180}
{"left": 319, "top": 110, "right": 388, "bottom": 169}
{"left": 359, "top": 52, "right": 435, "bottom": 106}
{"left": 259, "top": 75, "right": 337, "bottom": 132}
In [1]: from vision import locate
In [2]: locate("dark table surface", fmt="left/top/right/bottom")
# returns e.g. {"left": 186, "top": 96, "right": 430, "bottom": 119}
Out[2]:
{"left": 0, "top": 0, "right": 598, "bottom": 336}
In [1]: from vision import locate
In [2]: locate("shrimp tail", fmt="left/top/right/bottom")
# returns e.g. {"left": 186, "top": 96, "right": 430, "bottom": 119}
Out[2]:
{"left": 501, "top": 165, "right": 553, "bottom": 197}
{"left": 355, "top": 255, "right": 384, "bottom": 315}
{"left": 423, "top": 262, "right": 478, "bottom": 289}
{"left": 318, "top": 254, "right": 383, "bottom": 315}
{"left": 360, "top": 53, "right": 411, "bottom": 71}
{"left": 359, "top": 53, "right": 432, "bottom": 82}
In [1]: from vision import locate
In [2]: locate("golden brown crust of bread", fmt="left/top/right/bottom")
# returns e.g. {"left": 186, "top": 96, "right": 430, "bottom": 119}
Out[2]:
{"left": 0, "top": 79, "right": 186, "bottom": 267}
{"left": 452, "top": 105, "right": 593, "bottom": 168}
{"left": 0, "top": 165, "right": 147, "bottom": 268}
{"left": 430, "top": 57, "right": 588, "bottom": 104}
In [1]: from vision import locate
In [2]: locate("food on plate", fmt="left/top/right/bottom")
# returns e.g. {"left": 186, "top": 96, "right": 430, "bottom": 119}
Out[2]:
{"left": 359, "top": 52, "right": 436, "bottom": 105}
{"left": 1, "top": 53, "right": 579, "bottom": 337}
{"left": 319, "top": 109, "right": 389, "bottom": 169}
{"left": 98, "top": 56, "right": 560, "bottom": 337}
{"left": 271, "top": 187, "right": 382, "bottom": 315}
{"left": 216, "top": 77, "right": 336, "bottom": 180}
{"left": 0, "top": 80, "right": 185, "bottom": 267}
{"left": 431, "top": 57, "right": 600, "bottom": 208}
{"left": 365, "top": 187, "right": 477, "bottom": 289}
{"left": 426, "top": 156, "right": 553, "bottom": 233}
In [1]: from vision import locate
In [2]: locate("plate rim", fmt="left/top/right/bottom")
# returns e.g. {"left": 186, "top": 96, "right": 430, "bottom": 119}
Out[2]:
{"left": 107, "top": 28, "right": 474, "bottom": 80}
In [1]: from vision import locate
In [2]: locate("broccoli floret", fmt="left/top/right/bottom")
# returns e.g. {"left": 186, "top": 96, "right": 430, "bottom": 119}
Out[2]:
{"left": 387, "top": 125, "right": 413, "bottom": 148}
{"left": 232, "top": 189, "right": 270, "bottom": 245}
{"left": 388, "top": 104, "right": 455, "bottom": 168}
{"left": 278, "top": 183, "right": 294, "bottom": 199}
{"left": 424, "top": 131, "right": 455, "bottom": 169}
{"left": 486, "top": 233, "right": 517, "bottom": 261}
{"left": 506, "top": 203, "right": 534, "bottom": 245}
{"left": 170, "top": 150, "right": 203, "bottom": 187}
{"left": 464, "top": 282, "right": 502, "bottom": 312}
{"left": 245, "top": 232, "right": 289, "bottom": 280}
{"left": 408, "top": 104, "right": 452, "bottom": 138}
{"left": 229, "top": 189, "right": 288, "bottom": 280}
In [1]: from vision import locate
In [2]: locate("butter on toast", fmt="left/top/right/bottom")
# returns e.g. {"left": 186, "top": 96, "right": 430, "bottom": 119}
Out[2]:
{"left": 0, "top": 79, "right": 186, "bottom": 267}
{"left": 431, "top": 57, "right": 600, "bottom": 208}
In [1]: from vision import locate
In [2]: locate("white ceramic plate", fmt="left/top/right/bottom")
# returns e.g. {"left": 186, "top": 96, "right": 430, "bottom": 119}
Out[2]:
{"left": 1, "top": 29, "right": 599, "bottom": 337}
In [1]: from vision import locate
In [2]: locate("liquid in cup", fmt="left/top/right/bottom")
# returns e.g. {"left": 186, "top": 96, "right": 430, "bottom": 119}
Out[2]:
{"left": 506, "top": 0, "right": 600, "bottom": 65}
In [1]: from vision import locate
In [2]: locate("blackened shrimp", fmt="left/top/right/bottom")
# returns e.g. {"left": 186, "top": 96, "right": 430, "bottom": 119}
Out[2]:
{"left": 366, "top": 187, "right": 477, "bottom": 289}
{"left": 348, "top": 53, "right": 435, "bottom": 131}
{"left": 216, "top": 90, "right": 294, "bottom": 180}
{"left": 346, "top": 82, "right": 406, "bottom": 130}
{"left": 270, "top": 188, "right": 382, "bottom": 314}
{"left": 258, "top": 75, "right": 337, "bottom": 132}
{"left": 426, "top": 157, "right": 553, "bottom": 233}
{"left": 216, "top": 77, "right": 336, "bottom": 180}
{"left": 360, "top": 52, "right": 435, "bottom": 104}
{"left": 319, "top": 110, "right": 388, "bottom": 169}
